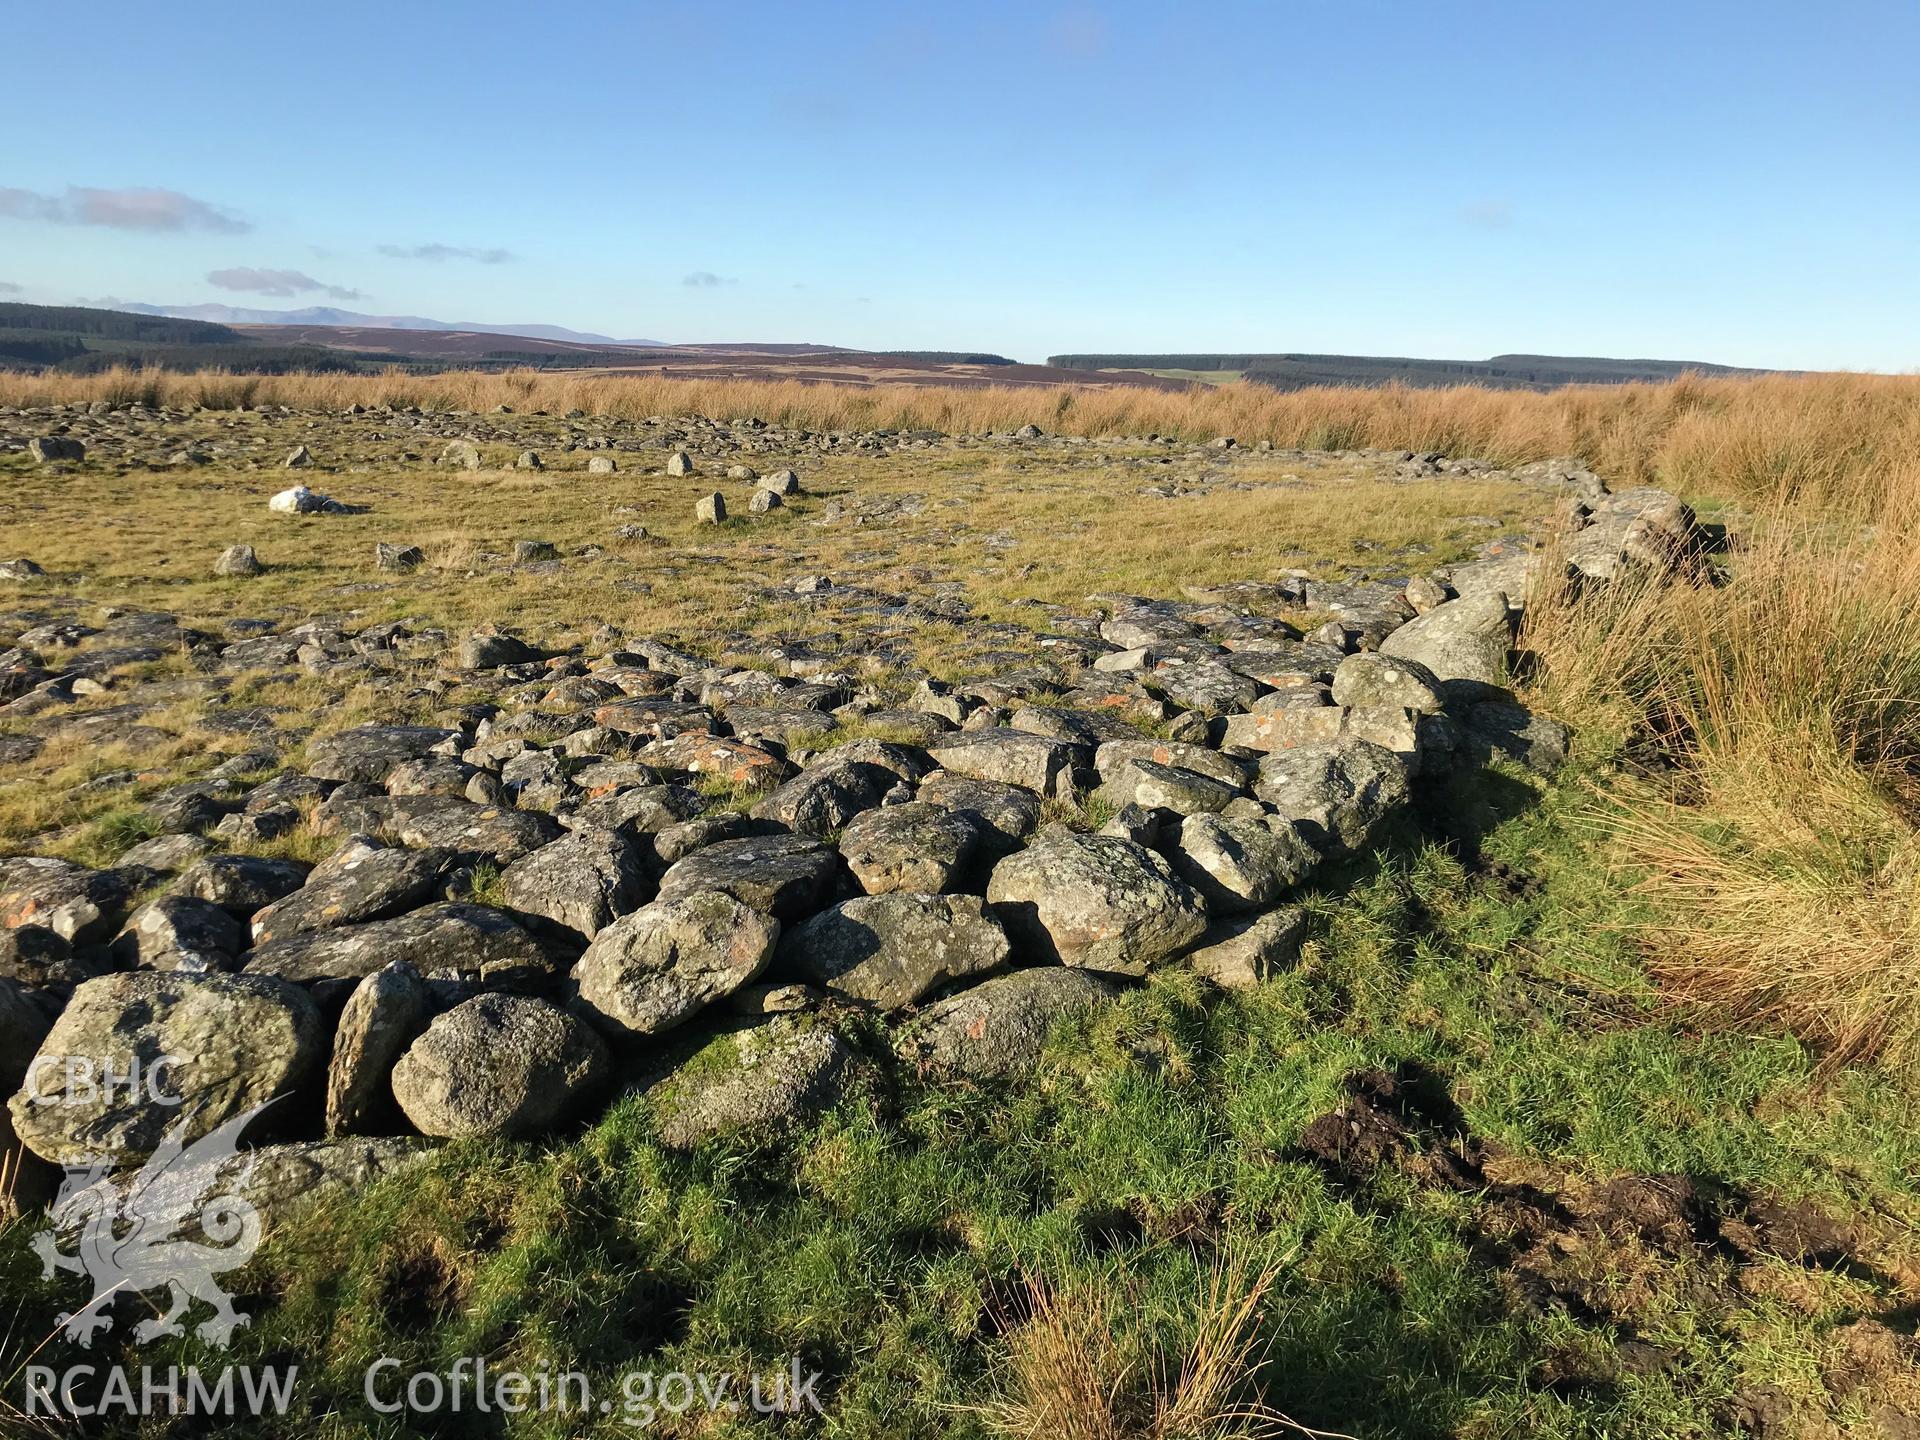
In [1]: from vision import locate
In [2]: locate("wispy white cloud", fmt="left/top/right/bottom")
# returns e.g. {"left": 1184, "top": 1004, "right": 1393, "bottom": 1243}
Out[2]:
{"left": 0, "top": 280, "right": 22, "bottom": 295}
{"left": 207, "top": 266, "right": 362, "bottom": 301}
{"left": 0, "top": 185, "right": 249, "bottom": 233}
{"left": 378, "top": 242, "right": 516, "bottom": 264}
{"left": 681, "top": 270, "right": 736, "bottom": 288}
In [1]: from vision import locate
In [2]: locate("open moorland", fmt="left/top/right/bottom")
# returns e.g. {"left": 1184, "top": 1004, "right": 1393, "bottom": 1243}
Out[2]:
{"left": 2, "top": 368, "right": 1919, "bottom": 1438}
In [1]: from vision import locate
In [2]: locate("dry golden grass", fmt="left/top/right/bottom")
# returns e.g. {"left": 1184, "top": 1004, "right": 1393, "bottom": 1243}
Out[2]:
{"left": 11, "top": 365, "right": 1920, "bottom": 509}
{"left": 1526, "top": 472, "right": 1920, "bottom": 1068}
{"left": 980, "top": 1254, "right": 1320, "bottom": 1440}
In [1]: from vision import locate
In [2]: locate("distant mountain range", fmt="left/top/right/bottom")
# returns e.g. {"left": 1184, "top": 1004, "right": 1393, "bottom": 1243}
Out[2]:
{"left": 111, "top": 302, "right": 664, "bottom": 348}
{"left": 1047, "top": 351, "right": 1782, "bottom": 392}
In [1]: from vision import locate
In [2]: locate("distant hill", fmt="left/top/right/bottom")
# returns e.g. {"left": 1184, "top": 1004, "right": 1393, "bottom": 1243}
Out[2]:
{"left": 1047, "top": 352, "right": 1780, "bottom": 391}
{"left": 111, "top": 302, "right": 663, "bottom": 348}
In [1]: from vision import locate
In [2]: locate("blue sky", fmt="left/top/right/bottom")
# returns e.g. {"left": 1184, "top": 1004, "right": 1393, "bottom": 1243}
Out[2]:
{"left": 3, "top": 0, "right": 1916, "bottom": 368}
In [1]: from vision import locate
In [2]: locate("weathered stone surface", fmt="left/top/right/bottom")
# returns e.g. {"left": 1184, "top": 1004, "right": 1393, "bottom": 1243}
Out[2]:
{"left": 29, "top": 436, "right": 85, "bottom": 463}
{"left": 750, "top": 760, "right": 893, "bottom": 838}
{"left": 1185, "top": 907, "right": 1307, "bottom": 989}
{"left": 325, "top": 960, "right": 427, "bottom": 1135}
{"left": 648, "top": 1014, "right": 862, "bottom": 1148}
{"left": 569, "top": 782, "right": 705, "bottom": 835}
{"left": 306, "top": 725, "right": 460, "bottom": 785}
{"left": 459, "top": 633, "right": 539, "bottom": 670}
{"left": 1377, "top": 590, "right": 1515, "bottom": 697}
{"left": 0, "top": 923, "right": 107, "bottom": 991}
{"left": 501, "top": 827, "right": 649, "bottom": 941}
{"left": 8, "top": 971, "right": 325, "bottom": 1164}
{"left": 246, "top": 902, "right": 549, "bottom": 989}
{"left": 986, "top": 831, "right": 1207, "bottom": 975}
{"left": 177, "top": 853, "right": 312, "bottom": 917}
{"left": 837, "top": 802, "right": 983, "bottom": 894}
{"left": 1462, "top": 701, "right": 1572, "bottom": 774}
{"left": 894, "top": 968, "right": 1113, "bottom": 1081}
{"left": 1095, "top": 757, "right": 1241, "bottom": 816}
{"left": 916, "top": 771, "right": 1042, "bottom": 854}
{"left": 695, "top": 492, "right": 727, "bottom": 523}
{"left": 112, "top": 895, "right": 245, "bottom": 972}
{"left": 1175, "top": 812, "right": 1318, "bottom": 912}
{"left": 250, "top": 842, "right": 449, "bottom": 944}
{"left": 571, "top": 890, "right": 778, "bottom": 1039}
{"left": 118, "top": 832, "right": 216, "bottom": 873}
{"left": 214, "top": 544, "right": 261, "bottom": 577}
{"left": 779, "top": 893, "right": 1010, "bottom": 1009}
{"left": 1253, "top": 738, "right": 1410, "bottom": 853}
{"left": 925, "top": 729, "right": 1086, "bottom": 798}
{"left": 392, "top": 994, "right": 607, "bottom": 1139}
{"left": 0, "top": 858, "right": 139, "bottom": 945}
{"left": 381, "top": 794, "right": 563, "bottom": 864}
{"left": 1093, "top": 739, "right": 1248, "bottom": 790}
{"left": 656, "top": 834, "right": 840, "bottom": 922}
{"left": 1331, "top": 652, "right": 1448, "bottom": 713}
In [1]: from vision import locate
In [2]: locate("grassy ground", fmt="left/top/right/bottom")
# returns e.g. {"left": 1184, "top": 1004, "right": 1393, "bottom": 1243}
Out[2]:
{"left": 6, "top": 375, "right": 1920, "bottom": 1435}
{"left": 7, "top": 764, "right": 1916, "bottom": 1438}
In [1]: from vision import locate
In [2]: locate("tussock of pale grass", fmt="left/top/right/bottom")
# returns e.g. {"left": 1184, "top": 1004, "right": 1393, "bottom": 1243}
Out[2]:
{"left": 979, "top": 1254, "right": 1327, "bottom": 1440}
{"left": 1525, "top": 474, "right": 1920, "bottom": 1067}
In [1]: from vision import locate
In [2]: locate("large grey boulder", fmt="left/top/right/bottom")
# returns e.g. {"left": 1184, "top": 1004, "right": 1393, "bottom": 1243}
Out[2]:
{"left": 656, "top": 834, "right": 841, "bottom": 922}
{"left": 112, "top": 895, "right": 245, "bottom": 972}
{"left": 8, "top": 971, "right": 325, "bottom": 1164}
{"left": 0, "top": 924, "right": 106, "bottom": 991}
{"left": 246, "top": 902, "right": 550, "bottom": 991}
{"left": 750, "top": 760, "right": 894, "bottom": 838}
{"left": 570, "top": 891, "right": 778, "bottom": 1040}
{"left": 306, "top": 725, "right": 460, "bottom": 785}
{"left": 1094, "top": 758, "right": 1240, "bottom": 816}
{"left": 837, "top": 802, "right": 983, "bottom": 895}
{"left": 1093, "top": 739, "right": 1249, "bottom": 790}
{"left": 459, "top": 633, "right": 539, "bottom": 670}
{"left": 1331, "top": 652, "right": 1448, "bottom": 714}
{"left": 894, "top": 968, "right": 1113, "bottom": 1081}
{"left": 986, "top": 831, "right": 1207, "bottom": 975}
{"left": 1377, "top": 590, "right": 1515, "bottom": 699}
{"left": 647, "top": 1014, "right": 863, "bottom": 1148}
{"left": 501, "top": 827, "right": 649, "bottom": 941}
{"left": 249, "top": 842, "right": 450, "bottom": 944}
{"left": 778, "top": 893, "right": 1010, "bottom": 1009}
{"left": 29, "top": 436, "right": 85, "bottom": 463}
{"left": 177, "top": 854, "right": 312, "bottom": 917}
{"left": 1253, "top": 738, "right": 1410, "bottom": 854}
{"left": 392, "top": 994, "right": 606, "bottom": 1139}
{"left": 1175, "top": 812, "right": 1318, "bottom": 912}
{"left": 1185, "top": 908, "right": 1308, "bottom": 990}
{"left": 381, "top": 795, "right": 563, "bottom": 865}
{"left": 925, "top": 730, "right": 1087, "bottom": 798}
{"left": 325, "top": 960, "right": 427, "bottom": 1135}
{"left": 915, "top": 772, "right": 1042, "bottom": 855}
{"left": 0, "top": 858, "right": 140, "bottom": 946}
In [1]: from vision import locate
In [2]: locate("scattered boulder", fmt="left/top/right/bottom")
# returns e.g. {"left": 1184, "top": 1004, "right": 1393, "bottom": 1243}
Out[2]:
{"left": 501, "top": 827, "right": 649, "bottom": 941}
{"left": 214, "top": 544, "right": 261, "bottom": 578}
{"left": 8, "top": 971, "right": 325, "bottom": 1164}
{"left": 837, "top": 802, "right": 983, "bottom": 894}
{"left": 895, "top": 968, "right": 1112, "bottom": 1081}
{"left": 324, "top": 960, "right": 427, "bottom": 1135}
{"left": 112, "top": 895, "right": 245, "bottom": 972}
{"left": 986, "top": 831, "right": 1207, "bottom": 975}
{"left": 29, "top": 436, "right": 85, "bottom": 463}
{"left": 779, "top": 893, "right": 1010, "bottom": 1008}
{"left": 1378, "top": 590, "right": 1515, "bottom": 699}
{"left": 570, "top": 890, "right": 779, "bottom": 1040}
{"left": 1175, "top": 812, "right": 1317, "bottom": 912}
{"left": 1, "top": 858, "right": 139, "bottom": 945}
{"left": 648, "top": 1014, "right": 862, "bottom": 1148}
{"left": 1253, "top": 738, "right": 1410, "bottom": 853}
{"left": 656, "top": 834, "right": 841, "bottom": 923}
{"left": 391, "top": 994, "right": 607, "bottom": 1139}
{"left": 249, "top": 842, "right": 450, "bottom": 945}
{"left": 1184, "top": 907, "right": 1307, "bottom": 989}
{"left": 375, "top": 542, "right": 424, "bottom": 572}
{"left": 695, "top": 492, "right": 727, "bottom": 523}
{"left": 667, "top": 450, "right": 695, "bottom": 476}
{"left": 178, "top": 853, "right": 311, "bottom": 917}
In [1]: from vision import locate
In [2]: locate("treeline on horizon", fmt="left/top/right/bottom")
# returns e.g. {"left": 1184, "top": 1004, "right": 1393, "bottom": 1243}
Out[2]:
{"left": 1049, "top": 351, "right": 1776, "bottom": 391}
